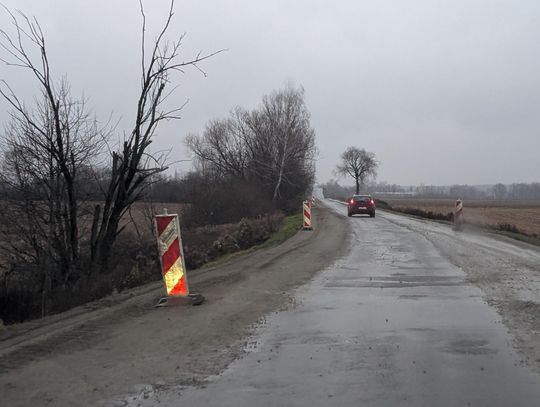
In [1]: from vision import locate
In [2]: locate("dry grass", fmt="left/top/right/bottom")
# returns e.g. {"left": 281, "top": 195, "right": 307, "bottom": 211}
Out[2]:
{"left": 385, "top": 198, "right": 540, "bottom": 236}
{"left": 121, "top": 202, "right": 189, "bottom": 238}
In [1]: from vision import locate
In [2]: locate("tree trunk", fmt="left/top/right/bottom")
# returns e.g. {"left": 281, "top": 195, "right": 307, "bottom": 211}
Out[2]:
{"left": 273, "top": 149, "right": 287, "bottom": 201}
{"left": 355, "top": 177, "right": 360, "bottom": 194}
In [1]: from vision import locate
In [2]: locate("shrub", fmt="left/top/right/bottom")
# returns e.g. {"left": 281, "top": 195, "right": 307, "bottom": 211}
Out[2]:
{"left": 0, "top": 230, "right": 161, "bottom": 324}
{"left": 374, "top": 199, "right": 391, "bottom": 209}
{"left": 496, "top": 223, "right": 521, "bottom": 234}
{"left": 183, "top": 213, "right": 284, "bottom": 270}
{"left": 394, "top": 207, "right": 454, "bottom": 222}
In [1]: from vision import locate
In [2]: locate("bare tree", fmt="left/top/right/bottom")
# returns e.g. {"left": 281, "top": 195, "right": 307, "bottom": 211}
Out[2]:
{"left": 89, "top": 0, "right": 224, "bottom": 267}
{"left": 336, "top": 147, "right": 378, "bottom": 194}
{"left": 492, "top": 183, "right": 507, "bottom": 200}
{"left": 187, "top": 86, "right": 316, "bottom": 203}
{"left": 0, "top": 0, "right": 222, "bottom": 322}
{"left": 0, "top": 6, "right": 108, "bottom": 306}
{"left": 250, "top": 87, "right": 316, "bottom": 201}
{"left": 185, "top": 112, "right": 250, "bottom": 179}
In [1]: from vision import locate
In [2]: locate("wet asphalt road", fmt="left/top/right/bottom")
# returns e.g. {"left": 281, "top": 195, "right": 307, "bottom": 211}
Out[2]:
{"left": 160, "top": 198, "right": 540, "bottom": 407}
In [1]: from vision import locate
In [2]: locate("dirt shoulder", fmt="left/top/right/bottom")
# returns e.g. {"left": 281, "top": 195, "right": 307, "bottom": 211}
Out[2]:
{"left": 0, "top": 204, "right": 348, "bottom": 407}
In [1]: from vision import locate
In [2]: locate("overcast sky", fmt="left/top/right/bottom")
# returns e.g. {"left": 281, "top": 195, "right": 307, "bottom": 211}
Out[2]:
{"left": 1, "top": 0, "right": 539, "bottom": 186}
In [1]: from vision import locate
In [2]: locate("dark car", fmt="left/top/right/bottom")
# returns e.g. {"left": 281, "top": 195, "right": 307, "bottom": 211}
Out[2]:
{"left": 347, "top": 195, "right": 376, "bottom": 217}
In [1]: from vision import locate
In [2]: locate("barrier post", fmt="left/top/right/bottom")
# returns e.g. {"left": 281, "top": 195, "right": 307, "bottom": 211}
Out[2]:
{"left": 154, "top": 209, "right": 204, "bottom": 306}
{"left": 454, "top": 198, "right": 463, "bottom": 231}
{"left": 303, "top": 200, "right": 312, "bottom": 230}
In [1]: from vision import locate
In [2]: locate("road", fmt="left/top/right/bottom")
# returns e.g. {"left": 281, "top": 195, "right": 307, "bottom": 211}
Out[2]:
{"left": 2, "top": 196, "right": 540, "bottom": 406}
{"left": 150, "top": 197, "right": 540, "bottom": 407}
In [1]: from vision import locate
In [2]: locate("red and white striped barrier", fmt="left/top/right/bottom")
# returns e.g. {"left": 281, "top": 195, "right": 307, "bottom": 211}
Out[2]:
{"left": 454, "top": 198, "right": 463, "bottom": 230}
{"left": 154, "top": 211, "right": 189, "bottom": 298}
{"left": 303, "top": 200, "right": 312, "bottom": 230}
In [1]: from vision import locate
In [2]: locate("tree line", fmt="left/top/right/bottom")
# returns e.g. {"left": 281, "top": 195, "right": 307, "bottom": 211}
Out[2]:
{"left": 123, "top": 86, "right": 317, "bottom": 227}
{"left": 322, "top": 180, "right": 540, "bottom": 200}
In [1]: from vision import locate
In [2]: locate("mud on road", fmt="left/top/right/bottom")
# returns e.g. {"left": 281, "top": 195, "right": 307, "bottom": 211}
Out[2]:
{"left": 0, "top": 205, "right": 349, "bottom": 407}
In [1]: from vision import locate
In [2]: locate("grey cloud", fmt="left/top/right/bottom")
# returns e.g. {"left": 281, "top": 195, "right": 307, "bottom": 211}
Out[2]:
{"left": 1, "top": 0, "right": 539, "bottom": 185}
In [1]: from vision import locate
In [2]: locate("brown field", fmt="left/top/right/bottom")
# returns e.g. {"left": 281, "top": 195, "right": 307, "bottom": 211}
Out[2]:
{"left": 119, "top": 202, "right": 189, "bottom": 236}
{"left": 0, "top": 201, "right": 188, "bottom": 263}
{"left": 383, "top": 198, "right": 540, "bottom": 236}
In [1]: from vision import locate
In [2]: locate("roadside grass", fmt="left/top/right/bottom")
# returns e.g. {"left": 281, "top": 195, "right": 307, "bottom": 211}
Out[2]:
{"left": 258, "top": 213, "right": 303, "bottom": 248}
{"left": 203, "top": 213, "right": 303, "bottom": 267}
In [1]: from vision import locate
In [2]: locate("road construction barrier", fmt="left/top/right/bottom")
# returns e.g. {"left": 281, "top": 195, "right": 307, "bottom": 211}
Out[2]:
{"left": 154, "top": 210, "right": 189, "bottom": 297}
{"left": 303, "top": 200, "right": 312, "bottom": 230}
{"left": 454, "top": 198, "right": 463, "bottom": 230}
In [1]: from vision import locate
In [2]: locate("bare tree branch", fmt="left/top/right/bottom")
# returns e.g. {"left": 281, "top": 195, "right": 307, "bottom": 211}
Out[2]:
{"left": 90, "top": 0, "right": 223, "bottom": 266}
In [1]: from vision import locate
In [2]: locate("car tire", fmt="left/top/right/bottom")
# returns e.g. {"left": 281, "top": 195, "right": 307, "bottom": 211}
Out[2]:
{"left": 348, "top": 212, "right": 352, "bottom": 217}
{"left": 370, "top": 212, "right": 375, "bottom": 218}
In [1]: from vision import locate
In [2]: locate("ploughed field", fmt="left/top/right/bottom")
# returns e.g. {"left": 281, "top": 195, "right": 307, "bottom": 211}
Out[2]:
{"left": 383, "top": 198, "right": 540, "bottom": 237}
{"left": 0, "top": 201, "right": 187, "bottom": 263}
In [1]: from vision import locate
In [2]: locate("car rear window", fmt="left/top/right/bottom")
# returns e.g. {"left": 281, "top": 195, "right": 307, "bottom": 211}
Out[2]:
{"left": 353, "top": 196, "right": 371, "bottom": 202}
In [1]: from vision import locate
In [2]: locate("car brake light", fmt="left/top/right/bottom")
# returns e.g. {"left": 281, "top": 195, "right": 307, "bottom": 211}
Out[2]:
{"left": 370, "top": 199, "right": 375, "bottom": 205}
{"left": 350, "top": 199, "right": 354, "bottom": 204}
